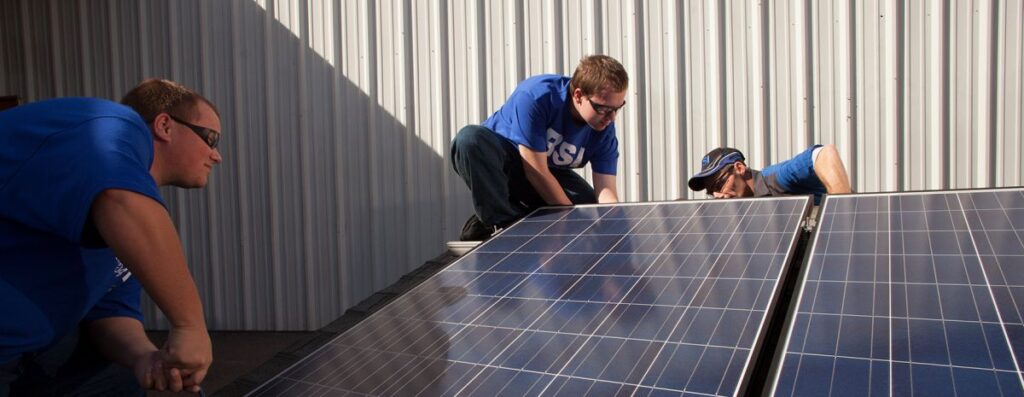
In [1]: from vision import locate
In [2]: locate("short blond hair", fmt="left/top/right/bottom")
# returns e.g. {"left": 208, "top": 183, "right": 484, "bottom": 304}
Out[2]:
{"left": 120, "top": 78, "right": 218, "bottom": 122}
{"left": 568, "top": 55, "right": 628, "bottom": 96}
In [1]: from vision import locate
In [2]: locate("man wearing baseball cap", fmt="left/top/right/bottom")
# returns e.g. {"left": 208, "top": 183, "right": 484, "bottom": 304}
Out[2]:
{"left": 688, "top": 144, "right": 851, "bottom": 203}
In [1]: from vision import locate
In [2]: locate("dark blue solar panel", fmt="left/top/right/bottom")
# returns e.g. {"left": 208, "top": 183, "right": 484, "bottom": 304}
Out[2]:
{"left": 250, "top": 198, "right": 811, "bottom": 396}
{"left": 771, "top": 189, "right": 1024, "bottom": 397}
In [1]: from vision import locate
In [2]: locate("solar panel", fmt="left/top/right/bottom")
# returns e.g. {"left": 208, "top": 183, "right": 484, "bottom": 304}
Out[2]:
{"left": 770, "top": 188, "right": 1024, "bottom": 396}
{"left": 249, "top": 197, "right": 812, "bottom": 396}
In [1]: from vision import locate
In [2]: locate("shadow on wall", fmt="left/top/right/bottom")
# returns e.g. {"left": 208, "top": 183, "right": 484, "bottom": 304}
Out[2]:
{"left": 0, "top": 0, "right": 466, "bottom": 331}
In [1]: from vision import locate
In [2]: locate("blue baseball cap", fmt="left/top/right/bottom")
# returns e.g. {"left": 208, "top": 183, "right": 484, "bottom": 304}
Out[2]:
{"left": 688, "top": 147, "right": 746, "bottom": 191}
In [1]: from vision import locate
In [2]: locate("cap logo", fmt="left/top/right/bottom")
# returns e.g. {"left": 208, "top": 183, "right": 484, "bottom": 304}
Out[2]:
{"left": 701, "top": 155, "right": 710, "bottom": 168}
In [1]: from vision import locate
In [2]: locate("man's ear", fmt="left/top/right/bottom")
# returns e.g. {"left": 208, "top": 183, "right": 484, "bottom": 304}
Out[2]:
{"left": 733, "top": 161, "right": 748, "bottom": 175}
{"left": 150, "top": 113, "right": 173, "bottom": 143}
{"left": 572, "top": 88, "right": 584, "bottom": 104}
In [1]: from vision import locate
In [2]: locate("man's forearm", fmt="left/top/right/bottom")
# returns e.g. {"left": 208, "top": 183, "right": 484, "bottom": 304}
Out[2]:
{"left": 523, "top": 167, "right": 573, "bottom": 205}
{"left": 814, "top": 145, "right": 853, "bottom": 194}
{"left": 91, "top": 189, "right": 206, "bottom": 329}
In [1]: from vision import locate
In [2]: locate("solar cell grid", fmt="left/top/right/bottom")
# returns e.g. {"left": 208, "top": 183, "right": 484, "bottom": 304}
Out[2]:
{"left": 250, "top": 197, "right": 811, "bottom": 396}
{"left": 771, "top": 188, "right": 1024, "bottom": 397}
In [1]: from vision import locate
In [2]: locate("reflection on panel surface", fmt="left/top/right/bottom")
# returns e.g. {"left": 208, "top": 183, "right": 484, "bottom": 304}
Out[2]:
{"left": 772, "top": 189, "right": 1024, "bottom": 397}
{"left": 251, "top": 198, "right": 811, "bottom": 396}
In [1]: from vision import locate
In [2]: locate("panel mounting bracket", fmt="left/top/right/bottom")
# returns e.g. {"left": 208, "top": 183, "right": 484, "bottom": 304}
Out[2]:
{"left": 802, "top": 215, "right": 817, "bottom": 232}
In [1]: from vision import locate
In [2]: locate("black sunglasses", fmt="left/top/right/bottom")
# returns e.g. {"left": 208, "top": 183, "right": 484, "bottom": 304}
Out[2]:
{"left": 167, "top": 114, "right": 220, "bottom": 149}
{"left": 706, "top": 164, "right": 735, "bottom": 195}
{"left": 585, "top": 97, "right": 626, "bottom": 116}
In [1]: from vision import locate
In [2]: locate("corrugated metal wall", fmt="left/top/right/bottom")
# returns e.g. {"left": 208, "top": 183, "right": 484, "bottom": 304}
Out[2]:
{"left": 2, "top": 0, "right": 1021, "bottom": 330}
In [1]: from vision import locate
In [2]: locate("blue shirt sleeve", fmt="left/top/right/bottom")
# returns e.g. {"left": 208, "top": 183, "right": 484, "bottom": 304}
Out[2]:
{"left": 82, "top": 276, "right": 143, "bottom": 323}
{"left": 762, "top": 144, "right": 826, "bottom": 195}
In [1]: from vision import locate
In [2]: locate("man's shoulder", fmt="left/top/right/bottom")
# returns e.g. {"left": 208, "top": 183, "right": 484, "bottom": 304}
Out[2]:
{"left": 13, "top": 97, "right": 135, "bottom": 116}
{"left": 1, "top": 97, "right": 147, "bottom": 135}
{"left": 516, "top": 75, "right": 570, "bottom": 98}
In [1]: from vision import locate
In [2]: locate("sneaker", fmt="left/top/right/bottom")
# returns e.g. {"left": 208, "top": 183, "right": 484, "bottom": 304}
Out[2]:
{"left": 460, "top": 214, "right": 499, "bottom": 241}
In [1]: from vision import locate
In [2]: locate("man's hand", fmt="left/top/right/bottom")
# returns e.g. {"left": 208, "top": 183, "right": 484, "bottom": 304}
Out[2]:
{"left": 593, "top": 172, "right": 619, "bottom": 203}
{"left": 162, "top": 325, "right": 213, "bottom": 392}
{"left": 86, "top": 317, "right": 197, "bottom": 392}
{"left": 133, "top": 350, "right": 186, "bottom": 392}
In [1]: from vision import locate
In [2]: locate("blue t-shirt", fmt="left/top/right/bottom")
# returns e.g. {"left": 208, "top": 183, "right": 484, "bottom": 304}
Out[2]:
{"left": 755, "top": 144, "right": 827, "bottom": 203}
{"left": 0, "top": 97, "right": 164, "bottom": 363}
{"left": 481, "top": 75, "right": 619, "bottom": 175}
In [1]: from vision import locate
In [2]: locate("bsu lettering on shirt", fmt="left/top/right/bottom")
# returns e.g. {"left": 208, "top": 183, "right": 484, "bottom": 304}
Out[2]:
{"left": 546, "top": 128, "right": 586, "bottom": 168}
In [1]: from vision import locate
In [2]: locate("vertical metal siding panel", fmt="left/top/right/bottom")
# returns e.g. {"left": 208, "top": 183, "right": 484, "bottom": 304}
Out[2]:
{"left": 198, "top": 0, "right": 225, "bottom": 329}
{"left": 447, "top": 0, "right": 484, "bottom": 232}
{"left": 563, "top": 0, "right": 597, "bottom": 68}
{"left": 683, "top": 1, "right": 719, "bottom": 179}
{"left": 949, "top": 0, "right": 968, "bottom": 189}
{"left": 434, "top": 0, "right": 463, "bottom": 250}
{"left": 810, "top": 0, "right": 853, "bottom": 175}
{"left": 950, "top": 0, "right": 971, "bottom": 188}
{"left": 905, "top": 0, "right": 946, "bottom": 190}
{"left": 328, "top": 0, "right": 352, "bottom": 323}
{"left": 23, "top": 0, "right": 51, "bottom": 100}
{"left": 859, "top": 0, "right": 899, "bottom": 193}
{"left": 0, "top": 0, "right": 23, "bottom": 96}
{"left": 972, "top": 0, "right": 995, "bottom": 188}
{"left": 229, "top": 0, "right": 254, "bottom": 329}
{"left": 642, "top": 1, "right": 676, "bottom": 200}
{"left": 50, "top": 1, "right": 72, "bottom": 97}
{"left": 768, "top": 0, "right": 789, "bottom": 168}
{"left": 521, "top": 0, "right": 555, "bottom": 74}
{"left": 338, "top": 0, "right": 374, "bottom": 307}
{"left": 305, "top": 0, "right": 340, "bottom": 327}
{"left": 724, "top": 0, "right": 768, "bottom": 187}
{"left": 880, "top": 1, "right": 900, "bottom": 192}
{"left": 614, "top": 0, "right": 642, "bottom": 202}
{"left": 767, "top": 1, "right": 785, "bottom": 166}
{"left": 252, "top": 0, "right": 275, "bottom": 329}
{"left": 411, "top": 0, "right": 444, "bottom": 264}
{"left": 372, "top": 0, "right": 390, "bottom": 289}
{"left": 483, "top": 0, "right": 518, "bottom": 105}
{"left": 747, "top": 0, "right": 768, "bottom": 177}
{"left": 682, "top": 2, "right": 702, "bottom": 197}
{"left": 375, "top": 0, "right": 412, "bottom": 290}
{"left": 855, "top": 0, "right": 893, "bottom": 193}
{"left": 264, "top": 0, "right": 286, "bottom": 329}
{"left": 723, "top": 1, "right": 742, "bottom": 150}
{"left": 997, "top": 0, "right": 1023, "bottom": 186}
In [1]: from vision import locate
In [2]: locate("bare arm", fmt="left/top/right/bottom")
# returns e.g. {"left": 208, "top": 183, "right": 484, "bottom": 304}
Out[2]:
{"left": 813, "top": 144, "right": 853, "bottom": 194}
{"left": 86, "top": 317, "right": 186, "bottom": 392}
{"left": 518, "top": 145, "right": 573, "bottom": 206}
{"left": 90, "top": 188, "right": 211, "bottom": 391}
{"left": 592, "top": 172, "right": 619, "bottom": 203}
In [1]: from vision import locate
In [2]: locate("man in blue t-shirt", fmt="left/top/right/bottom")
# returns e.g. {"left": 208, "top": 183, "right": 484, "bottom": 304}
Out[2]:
{"left": 0, "top": 79, "right": 222, "bottom": 394}
{"left": 687, "top": 145, "right": 852, "bottom": 203}
{"left": 451, "top": 55, "right": 628, "bottom": 240}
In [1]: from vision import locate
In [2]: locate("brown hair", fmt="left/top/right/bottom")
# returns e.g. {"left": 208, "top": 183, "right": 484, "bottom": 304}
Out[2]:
{"left": 120, "top": 78, "right": 218, "bottom": 122}
{"left": 568, "top": 55, "right": 629, "bottom": 96}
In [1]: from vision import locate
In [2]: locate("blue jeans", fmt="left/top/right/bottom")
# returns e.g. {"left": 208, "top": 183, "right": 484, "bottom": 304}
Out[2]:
{"left": 451, "top": 125, "right": 597, "bottom": 227}
{"left": 0, "top": 327, "right": 143, "bottom": 397}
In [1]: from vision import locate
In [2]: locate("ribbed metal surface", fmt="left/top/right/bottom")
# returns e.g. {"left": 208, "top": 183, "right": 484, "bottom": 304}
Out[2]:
{"left": 1, "top": 0, "right": 1021, "bottom": 330}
